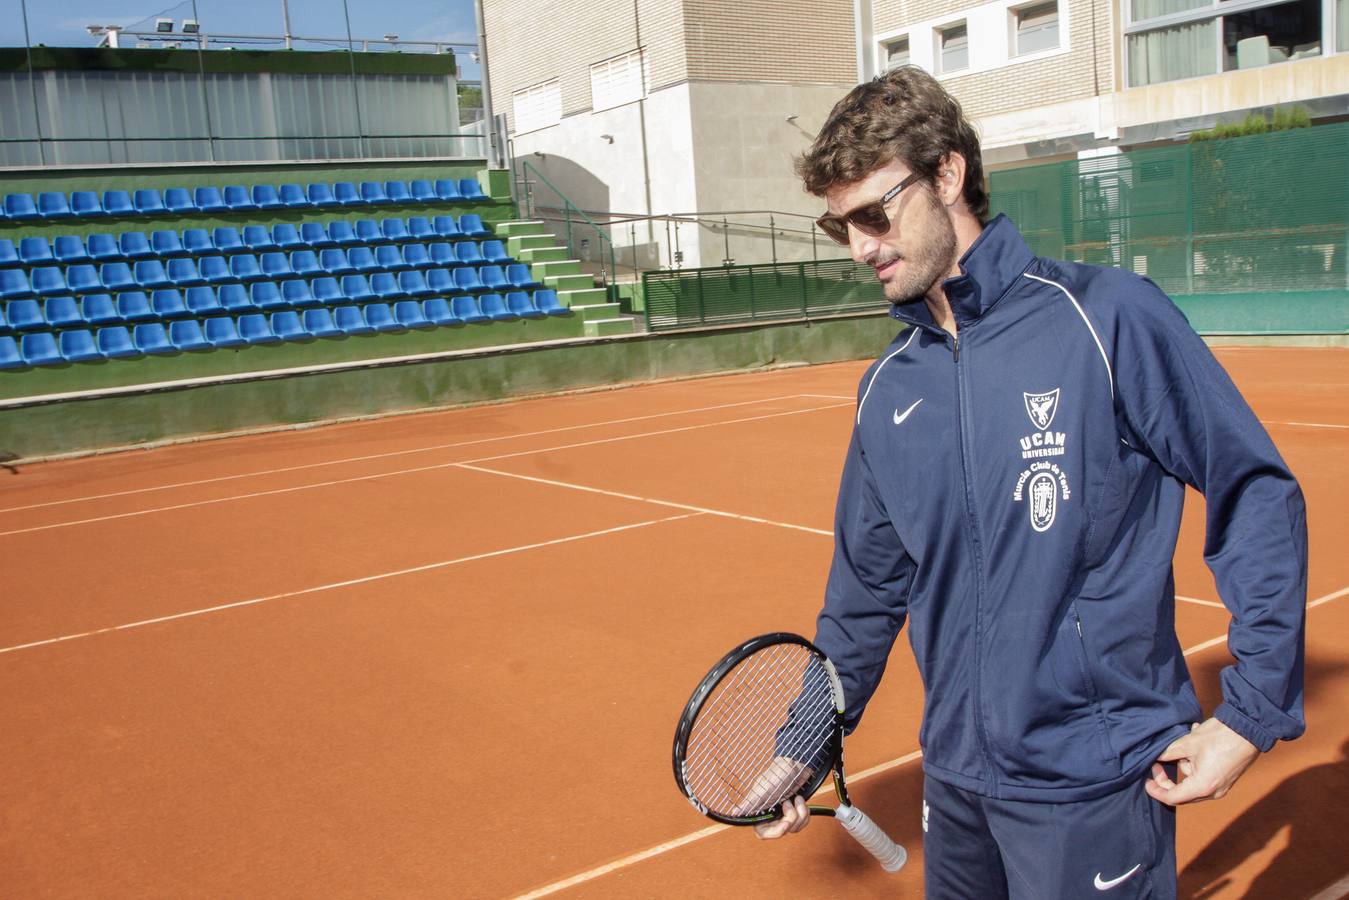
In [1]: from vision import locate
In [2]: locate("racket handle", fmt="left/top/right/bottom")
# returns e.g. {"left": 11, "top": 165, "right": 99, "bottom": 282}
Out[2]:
{"left": 836, "top": 804, "right": 907, "bottom": 873}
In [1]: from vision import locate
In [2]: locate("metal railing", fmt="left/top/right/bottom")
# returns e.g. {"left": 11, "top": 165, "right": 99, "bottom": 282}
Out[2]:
{"left": 514, "top": 160, "right": 619, "bottom": 292}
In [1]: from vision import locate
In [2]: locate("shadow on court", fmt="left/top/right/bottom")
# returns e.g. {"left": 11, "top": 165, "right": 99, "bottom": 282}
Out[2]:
{"left": 817, "top": 758, "right": 926, "bottom": 886}
{"left": 0, "top": 452, "right": 19, "bottom": 474}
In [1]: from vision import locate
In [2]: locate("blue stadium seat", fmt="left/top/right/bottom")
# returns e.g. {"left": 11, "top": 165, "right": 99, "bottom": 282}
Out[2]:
{"left": 479, "top": 265, "right": 509, "bottom": 292}
{"left": 506, "top": 290, "right": 545, "bottom": 319}
{"left": 222, "top": 185, "right": 256, "bottom": 211}
{"left": 334, "top": 182, "right": 363, "bottom": 206}
{"left": 4, "top": 193, "right": 38, "bottom": 219}
{"left": 458, "top": 214, "right": 491, "bottom": 238}
{"left": 424, "top": 297, "right": 459, "bottom": 325}
{"left": 133, "top": 323, "right": 174, "bottom": 354}
{"left": 299, "top": 222, "right": 334, "bottom": 248}
{"left": 459, "top": 179, "right": 490, "bottom": 201}
{"left": 272, "top": 224, "right": 304, "bottom": 251}
{"left": 203, "top": 316, "right": 246, "bottom": 348}
{"left": 427, "top": 242, "right": 457, "bottom": 268}
{"left": 66, "top": 265, "right": 102, "bottom": 295}
{"left": 193, "top": 187, "right": 228, "bottom": 213}
{"left": 409, "top": 180, "right": 436, "bottom": 202}
{"left": 19, "top": 237, "right": 54, "bottom": 266}
{"left": 164, "top": 188, "right": 197, "bottom": 214}
{"left": 230, "top": 254, "right": 264, "bottom": 283}
{"left": 133, "top": 189, "right": 167, "bottom": 215}
{"left": 199, "top": 255, "right": 233, "bottom": 285}
{"left": 478, "top": 293, "right": 514, "bottom": 321}
{"left": 347, "top": 246, "right": 379, "bottom": 274}
{"left": 116, "top": 292, "right": 155, "bottom": 322}
{"left": 0, "top": 269, "right": 34, "bottom": 300}
{"left": 271, "top": 310, "right": 312, "bottom": 340}
{"left": 81, "top": 293, "right": 121, "bottom": 325}
{"left": 432, "top": 215, "right": 462, "bottom": 239}
{"left": 21, "top": 332, "right": 63, "bottom": 365}
{"left": 307, "top": 183, "right": 339, "bottom": 208}
{"left": 319, "top": 248, "right": 355, "bottom": 276}
{"left": 341, "top": 274, "right": 376, "bottom": 303}
{"left": 0, "top": 239, "right": 18, "bottom": 267}
{"left": 434, "top": 179, "right": 463, "bottom": 201}
{"left": 328, "top": 221, "right": 359, "bottom": 246}
{"left": 45, "top": 295, "right": 83, "bottom": 327}
{"left": 453, "top": 267, "right": 486, "bottom": 294}
{"left": 237, "top": 313, "right": 281, "bottom": 344}
{"left": 290, "top": 250, "right": 323, "bottom": 278}
{"left": 282, "top": 279, "right": 318, "bottom": 308}
{"left": 311, "top": 277, "right": 344, "bottom": 306}
{"left": 533, "top": 289, "right": 568, "bottom": 316}
{"left": 212, "top": 227, "right": 245, "bottom": 254}
{"left": 168, "top": 257, "right": 207, "bottom": 288}
{"left": 71, "top": 191, "right": 105, "bottom": 217}
{"left": 31, "top": 267, "right": 68, "bottom": 297}
{"left": 370, "top": 272, "right": 405, "bottom": 301}
{"left": 0, "top": 305, "right": 7, "bottom": 334}
{"left": 60, "top": 329, "right": 103, "bottom": 361}
{"left": 302, "top": 307, "right": 342, "bottom": 337}
{"left": 185, "top": 286, "right": 223, "bottom": 316}
{"left": 119, "top": 232, "right": 154, "bottom": 260}
{"left": 0, "top": 335, "right": 21, "bottom": 368}
{"left": 251, "top": 281, "right": 286, "bottom": 311}
{"left": 151, "top": 289, "right": 188, "bottom": 319}
{"left": 259, "top": 251, "right": 293, "bottom": 280}
{"left": 398, "top": 269, "right": 434, "bottom": 298}
{"left": 402, "top": 243, "right": 432, "bottom": 269}
{"left": 425, "top": 267, "right": 454, "bottom": 296}
{"left": 251, "top": 185, "right": 283, "bottom": 210}
{"left": 480, "top": 240, "right": 512, "bottom": 264}
{"left": 375, "top": 244, "right": 409, "bottom": 271}
{"left": 507, "top": 263, "right": 542, "bottom": 289}
{"left": 451, "top": 295, "right": 490, "bottom": 323}
{"left": 354, "top": 219, "right": 385, "bottom": 244}
{"left": 385, "top": 181, "right": 411, "bottom": 204}
{"left": 242, "top": 225, "right": 279, "bottom": 253}
{"left": 97, "top": 326, "right": 140, "bottom": 358}
{"left": 218, "top": 283, "right": 253, "bottom": 312}
{"left": 54, "top": 235, "right": 93, "bottom": 265}
{"left": 38, "top": 191, "right": 73, "bottom": 219}
{"left": 362, "top": 302, "right": 404, "bottom": 333}
{"left": 130, "top": 258, "right": 168, "bottom": 288}
{"left": 169, "top": 319, "right": 212, "bottom": 351}
{"left": 454, "top": 241, "right": 485, "bottom": 267}
{"left": 102, "top": 190, "right": 134, "bottom": 216}
{"left": 87, "top": 233, "right": 121, "bottom": 262}
{"left": 407, "top": 216, "right": 435, "bottom": 241}
{"left": 381, "top": 219, "right": 411, "bottom": 243}
{"left": 333, "top": 305, "right": 374, "bottom": 335}
{"left": 394, "top": 299, "right": 432, "bottom": 329}
{"left": 183, "top": 229, "right": 214, "bottom": 255}
{"left": 7, "top": 299, "right": 44, "bottom": 330}
{"left": 279, "top": 183, "right": 310, "bottom": 209}
{"left": 151, "top": 230, "right": 187, "bottom": 257}
{"left": 359, "top": 181, "right": 390, "bottom": 205}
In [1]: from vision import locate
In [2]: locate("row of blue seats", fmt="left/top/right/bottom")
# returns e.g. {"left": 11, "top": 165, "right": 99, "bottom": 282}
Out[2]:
{"left": 0, "top": 273, "right": 550, "bottom": 331}
{"left": 0, "top": 253, "right": 538, "bottom": 299}
{"left": 1, "top": 179, "right": 491, "bottom": 221}
{"left": 0, "top": 216, "right": 495, "bottom": 268}
{"left": 1, "top": 295, "right": 569, "bottom": 368}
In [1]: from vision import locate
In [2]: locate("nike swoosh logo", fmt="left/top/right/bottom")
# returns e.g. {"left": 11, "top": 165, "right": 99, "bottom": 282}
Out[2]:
{"left": 892, "top": 399, "right": 922, "bottom": 425}
{"left": 1094, "top": 864, "right": 1142, "bottom": 891}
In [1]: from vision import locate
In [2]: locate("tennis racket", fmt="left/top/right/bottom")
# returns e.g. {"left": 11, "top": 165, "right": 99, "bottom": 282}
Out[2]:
{"left": 672, "top": 632, "right": 907, "bottom": 872}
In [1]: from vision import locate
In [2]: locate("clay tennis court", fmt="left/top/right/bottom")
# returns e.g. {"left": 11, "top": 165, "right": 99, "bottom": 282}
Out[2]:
{"left": 1, "top": 346, "right": 1345, "bottom": 898}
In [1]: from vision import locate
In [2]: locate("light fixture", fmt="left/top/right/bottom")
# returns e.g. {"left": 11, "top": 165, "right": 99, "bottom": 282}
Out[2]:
{"left": 182, "top": 19, "right": 199, "bottom": 34}
{"left": 156, "top": 18, "right": 174, "bottom": 33}
{"left": 785, "top": 114, "right": 799, "bottom": 123}
{"left": 600, "top": 134, "right": 614, "bottom": 144}
{"left": 384, "top": 33, "right": 399, "bottom": 42}
{"left": 86, "top": 25, "right": 104, "bottom": 35}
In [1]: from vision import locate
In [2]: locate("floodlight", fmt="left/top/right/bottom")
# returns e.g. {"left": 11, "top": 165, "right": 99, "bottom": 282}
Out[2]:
{"left": 182, "top": 19, "right": 199, "bottom": 34}
{"left": 86, "top": 25, "right": 104, "bottom": 35}
{"left": 156, "top": 18, "right": 174, "bottom": 33}
{"left": 384, "top": 34, "right": 399, "bottom": 42}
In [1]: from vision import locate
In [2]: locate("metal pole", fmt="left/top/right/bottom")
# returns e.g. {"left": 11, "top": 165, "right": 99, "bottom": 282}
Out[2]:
{"left": 770, "top": 214, "right": 777, "bottom": 264}
{"left": 631, "top": 224, "right": 638, "bottom": 273}
{"left": 665, "top": 219, "right": 672, "bottom": 268}
{"left": 811, "top": 224, "right": 817, "bottom": 260}
{"left": 473, "top": 0, "right": 501, "bottom": 167}
{"left": 191, "top": 0, "right": 217, "bottom": 162}
{"left": 564, "top": 205, "right": 573, "bottom": 256}
{"left": 723, "top": 216, "right": 730, "bottom": 264}
{"left": 281, "top": 0, "right": 294, "bottom": 49}
{"left": 18, "top": 0, "right": 45, "bottom": 165}
{"left": 340, "top": 0, "right": 367, "bottom": 158}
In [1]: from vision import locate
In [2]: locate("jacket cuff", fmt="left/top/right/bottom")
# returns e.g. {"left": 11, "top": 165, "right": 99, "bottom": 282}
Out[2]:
{"left": 1214, "top": 702, "right": 1277, "bottom": 753}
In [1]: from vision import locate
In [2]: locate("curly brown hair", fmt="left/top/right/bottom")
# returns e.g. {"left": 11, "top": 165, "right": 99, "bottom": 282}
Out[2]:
{"left": 796, "top": 67, "right": 989, "bottom": 224}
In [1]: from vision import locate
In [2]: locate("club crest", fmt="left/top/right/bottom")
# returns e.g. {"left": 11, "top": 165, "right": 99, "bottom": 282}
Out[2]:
{"left": 1023, "top": 388, "right": 1061, "bottom": 431}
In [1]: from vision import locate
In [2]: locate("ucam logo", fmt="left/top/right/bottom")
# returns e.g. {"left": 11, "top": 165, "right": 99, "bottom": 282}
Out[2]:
{"left": 1023, "top": 388, "right": 1061, "bottom": 430}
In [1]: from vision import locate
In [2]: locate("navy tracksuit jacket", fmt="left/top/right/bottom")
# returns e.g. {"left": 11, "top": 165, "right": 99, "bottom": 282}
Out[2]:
{"left": 814, "top": 215, "right": 1307, "bottom": 803}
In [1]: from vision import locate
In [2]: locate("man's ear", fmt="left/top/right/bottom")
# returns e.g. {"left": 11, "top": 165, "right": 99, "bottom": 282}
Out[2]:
{"left": 936, "top": 153, "right": 967, "bottom": 207}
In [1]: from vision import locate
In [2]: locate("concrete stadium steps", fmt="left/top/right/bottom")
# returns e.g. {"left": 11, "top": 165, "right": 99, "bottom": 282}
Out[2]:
{"left": 570, "top": 301, "right": 635, "bottom": 337}
{"left": 492, "top": 220, "right": 549, "bottom": 239}
{"left": 518, "top": 246, "right": 569, "bottom": 264}
{"left": 487, "top": 222, "right": 634, "bottom": 336}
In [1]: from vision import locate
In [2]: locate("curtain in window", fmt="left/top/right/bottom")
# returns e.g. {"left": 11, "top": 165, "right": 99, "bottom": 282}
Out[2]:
{"left": 1339, "top": 0, "right": 1348, "bottom": 50}
{"left": 1131, "top": 0, "right": 1211, "bottom": 22}
{"left": 1127, "top": 21, "right": 1218, "bottom": 86}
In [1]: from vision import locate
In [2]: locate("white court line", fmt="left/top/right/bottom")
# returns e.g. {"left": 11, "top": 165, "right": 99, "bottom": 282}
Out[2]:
{"left": 1262, "top": 421, "right": 1349, "bottom": 430}
{"left": 0, "top": 402, "right": 849, "bottom": 538}
{"left": 0, "top": 395, "right": 806, "bottom": 515}
{"left": 456, "top": 463, "right": 833, "bottom": 537}
{"left": 510, "top": 585, "right": 1349, "bottom": 899}
{"left": 1177, "top": 595, "right": 1226, "bottom": 609}
{"left": 0, "top": 513, "right": 701, "bottom": 657}
{"left": 1308, "top": 872, "right": 1349, "bottom": 900}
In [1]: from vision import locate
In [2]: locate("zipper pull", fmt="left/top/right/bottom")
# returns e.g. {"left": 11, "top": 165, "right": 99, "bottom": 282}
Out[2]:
{"left": 953, "top": 335, "right": 960, "bottom": 362}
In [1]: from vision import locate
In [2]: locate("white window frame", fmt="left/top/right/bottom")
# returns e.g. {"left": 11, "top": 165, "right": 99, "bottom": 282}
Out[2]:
{"left": 512, "top": 79, "right": 562, "bottom": 135}
{"left": 1010, "top": 0, "right": 1062, "bottom": 55}
{"left": 937, "top": 20, "right": 971, "bottom": 73}
{"left": 590, "top": 49, "right": 646, "bottom": 113}
{"left": 881, "top": 34, "right": 912, "bottom": 69}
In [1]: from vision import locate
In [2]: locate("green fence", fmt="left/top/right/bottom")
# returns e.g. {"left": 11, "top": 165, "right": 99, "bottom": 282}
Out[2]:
{"left": 644, "top": 259, "right": 885, "bottom": 331}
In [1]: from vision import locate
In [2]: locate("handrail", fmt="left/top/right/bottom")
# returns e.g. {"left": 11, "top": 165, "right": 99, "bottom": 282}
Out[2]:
{"left": 515, "top": 160, "right": 618, "bottom": 292}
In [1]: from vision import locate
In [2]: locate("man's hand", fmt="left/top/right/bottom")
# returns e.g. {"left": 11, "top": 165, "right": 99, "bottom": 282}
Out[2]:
{"left": 1145, "top": 717, "right": 1260, "bottom": 806}
{"left": 732, "top": 756, "right": 814, "bottom": 839}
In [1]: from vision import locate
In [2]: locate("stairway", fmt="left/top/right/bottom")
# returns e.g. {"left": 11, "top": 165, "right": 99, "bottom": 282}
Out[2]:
{"left": 493, "top": 220, "right": 635, "bottom": 337}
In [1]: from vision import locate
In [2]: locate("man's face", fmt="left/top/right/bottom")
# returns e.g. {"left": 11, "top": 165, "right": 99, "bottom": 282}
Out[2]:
{"left": 823, "top": 158, "right": 957, "bottom": 305}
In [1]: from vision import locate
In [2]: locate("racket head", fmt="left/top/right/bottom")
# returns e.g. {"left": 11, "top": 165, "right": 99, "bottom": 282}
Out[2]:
{"left": 672, "top": 632, "right": 843, "bottom": 826}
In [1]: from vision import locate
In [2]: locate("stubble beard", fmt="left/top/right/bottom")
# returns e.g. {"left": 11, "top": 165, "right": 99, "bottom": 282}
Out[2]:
{"left": 881, "top": 193, "right": 958, "bottom": 306}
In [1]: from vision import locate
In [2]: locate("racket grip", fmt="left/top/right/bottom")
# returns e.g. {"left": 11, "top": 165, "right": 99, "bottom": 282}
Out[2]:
{"left": 836, "top": 804, "right": 907, "bottom": 873}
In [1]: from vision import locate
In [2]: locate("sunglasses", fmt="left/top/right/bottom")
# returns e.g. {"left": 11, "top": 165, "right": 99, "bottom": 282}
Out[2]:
{"left": 815, "top": 171, "right": 924, "bottom": 245}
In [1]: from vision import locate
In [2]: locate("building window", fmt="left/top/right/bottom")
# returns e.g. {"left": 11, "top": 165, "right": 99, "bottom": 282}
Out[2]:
{"left": 512, "top": 79, "right": 562, "bottom": 134}
{"left": 1013, "top": 1, "right": 1061, "bottom": 55}
{"left": 1224, "top": 0, "right": 1321, "bottom": 69}
{"left": 883, "top": 35, "right": 911, "bottom": 69}
{"left": 938, "top": 22, "right": 970, "bottom": 73}
{"left": 590, "top": 49, "right": 645, "bottom": 113}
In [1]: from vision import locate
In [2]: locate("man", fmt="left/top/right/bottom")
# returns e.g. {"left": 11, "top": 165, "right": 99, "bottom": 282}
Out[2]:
{"left": 757, "top": 68, "right": 1307, "bottom": 898}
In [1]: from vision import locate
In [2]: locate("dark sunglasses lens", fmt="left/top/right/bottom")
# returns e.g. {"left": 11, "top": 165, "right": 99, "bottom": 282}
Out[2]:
{"left": 817, "top": 217, "right": 850, "bottom": 245}
{"left": 848, "top": 202, "right": 891, "bottom": 236}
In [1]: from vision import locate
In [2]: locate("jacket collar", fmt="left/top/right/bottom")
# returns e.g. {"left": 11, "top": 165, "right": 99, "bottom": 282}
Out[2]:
{"left": 890, "top": 214, "right": 1036, "bottom": 329}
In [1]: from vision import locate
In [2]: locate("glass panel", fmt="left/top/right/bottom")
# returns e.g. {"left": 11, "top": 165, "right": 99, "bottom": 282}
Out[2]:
{"left": 941, "top": 24, "right": 969, "bottom": 72}
{"left": 1127, "top": 20, "right": 1219, "bottom": 86}
{"left": 1223, "top": 0, "right": 1321, "bottom": 69}
{"left": 1131, "top": 0, "right": 1212, "bottom": 24}
{"left": 885, "top": 36, "right": 910, "bottom": 69}
{"left": 1340, "top": 0, "right": 1349, "bottom": 50}
{"left": 1016, "top": 2, "right": 1061, "bottom": 54}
